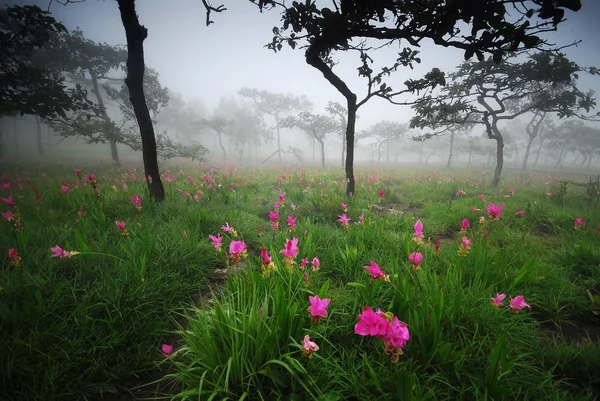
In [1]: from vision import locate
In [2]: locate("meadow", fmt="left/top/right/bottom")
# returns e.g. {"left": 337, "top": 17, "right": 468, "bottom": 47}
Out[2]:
{"left": 1, "top": 163, "right": 599, "bottom": 400}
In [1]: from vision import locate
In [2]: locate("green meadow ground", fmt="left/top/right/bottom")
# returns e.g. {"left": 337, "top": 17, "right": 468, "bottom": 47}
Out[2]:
{"left": 1, "top": 163, "right": 599, "bottom": 400}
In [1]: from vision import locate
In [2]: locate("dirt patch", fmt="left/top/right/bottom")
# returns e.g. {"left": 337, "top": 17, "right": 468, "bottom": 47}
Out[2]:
{"left": 538, "top": 319, "right": 600, "bottom": 344}
{"left": 372, "top": 203, "right": 421, "bottom": 216}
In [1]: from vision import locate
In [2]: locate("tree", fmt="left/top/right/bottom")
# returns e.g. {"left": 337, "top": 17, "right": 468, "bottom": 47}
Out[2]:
{"left": 116, "top": 0, "right": 165, "bottom": 201}
{"left": 411, "top": 52, "right": 598, "bottom": 187}
{"left": 326, "top": 101, "right": 348, "bottom": 167}
{"left": 279, "top": 111, "right": 338, "bottom": 168}
{"left": 361, "top": 121, "right": 408, "bottom": 164}
{"left": 238, "top": 88, "right": 311, "bottom": 163}
{"left": 201, "top": 115, "right": 231, "bottom": 163}
{"left": 204, "top": 0, "right": 586, "bottom": 195}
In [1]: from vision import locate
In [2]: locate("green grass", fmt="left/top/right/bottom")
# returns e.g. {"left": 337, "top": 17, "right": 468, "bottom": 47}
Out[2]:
{"left": 1, "top": 163, "right": 599, "bottom": 400}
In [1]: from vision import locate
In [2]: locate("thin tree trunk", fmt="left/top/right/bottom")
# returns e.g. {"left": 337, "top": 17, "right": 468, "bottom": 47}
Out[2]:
{"left": 522, "top": 134, "right": 535, "bottom": 169}
{"left": 555, "top": 147, "right": 566, "bottom": 166}
{"left": 386, "top": 139, "right": 390, "bottom": 163}
{"left": 318, "top": 138, "right": 325, "bottom": 168}
{"left": 312, "top": 139, "right": 315, "bottom": 164}
{"left": 377, "top": 141, "right": 382, "bottom": 164}
{"left": 491, "top": 136, "right": 504, "bottom": 188}
{"left": 587, "top": 153, "right": 594, "bottom": 170}
{"left": 345, "top": 101, "right": 357, "bottom": 196}
{"left": 447, "top": 131, "right": 454, "bottom": 168}
{"left": 468, "top": 149, "right": 473, "bottom": 167}
{"left": 217, "top": 132, "right": 226, "bottom": 162}
{"left": 35, "top": 116, "right": 44, "bottom": 155}
{"left": 275, "top": 112, "right": 281, "bottom": 164}
{"left": 117, "top": 0, "right": 165, "bottom": 201}
{"left": 341, "top": 130, "right": 346, "bottom": 168}
{"left": 90, "top": 73, "right": 120, "bottom": 166}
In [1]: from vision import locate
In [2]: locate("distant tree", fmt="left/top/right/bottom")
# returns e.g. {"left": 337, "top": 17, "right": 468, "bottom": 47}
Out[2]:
{"left": 361, "top": 121, "right": 408, "bottom": 164}
{"left": 205, "top": 0, "right": 586, "bottom": 195}
{"left": 411, "top": 52, "right": 598, "bottom": 187}
{"left": 279, "top": 111, "right": 338, "bottom": 168}
{"left": 201, "top": 116, "right": 231, "bottom": 163}
{"left": 326, "top": 101, "right": 348, "bottom": 167}
{"left": 238, "top": 88, "right": 312, "bottom": 163}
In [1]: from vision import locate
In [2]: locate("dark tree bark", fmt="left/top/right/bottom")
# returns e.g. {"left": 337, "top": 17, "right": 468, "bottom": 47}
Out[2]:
{"left": 523, "top": 135, "right": 534, "bottom": 169}
{"left": 345, "top": 102, "right": 357, "bottom": 195}
{"left": 492, "top": 136, "right": 504, "bottom": 188}
{"left": 90, "top": 73, "right": 120, "bottom": 166}
{"left": 522, "top": 112, "right": 545, "bottom": 169}
{"left": 35, "top": 116, "right": 44, "bottom": 155}
{"left": 117, "top": 0, "right": 165, "bottom": 201}
{"left": 217, "top": 132, "right": 226, "bottom": 162}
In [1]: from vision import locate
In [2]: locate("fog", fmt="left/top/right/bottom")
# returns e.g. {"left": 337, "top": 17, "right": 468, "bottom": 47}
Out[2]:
{"left": 2, "top": 0, "right": 600, "bottom": 173}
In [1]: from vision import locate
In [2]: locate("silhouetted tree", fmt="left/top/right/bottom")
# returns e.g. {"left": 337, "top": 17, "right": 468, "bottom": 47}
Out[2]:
{"left": 279, "top": 111, "right": 338, "bottom": 168}
{"left": 361, "top": 121, "right": 408, "bottom": 164}
{"left": 238, "top": 88, "right": 311, "bottom": 163}
{"left": 411, "top": 52, "right": 598, "bottom": 187}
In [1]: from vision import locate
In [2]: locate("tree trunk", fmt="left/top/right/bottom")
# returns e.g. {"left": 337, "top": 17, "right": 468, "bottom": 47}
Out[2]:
{"left": 522, "top": 134, "right": 535, "bottom": 169}
{"left": 35, "top": 116, "right": 44, "bottom": 156}
{"left": 587, "top": 153, "right": 594, "bottom": 170}
{"left": 345, "top": 101, "right": 357, "bottom": 196}
{"left": 533, "top": 138, "right": 545, "bottom": 167}
{"left": 555, "top": 147, "right": 566, "bottom": 166}
{"left": 386, "top": 139, "right": 390, "bottom": 163}
{"left": 447, "top": 131, "right": 455, "bottom": 168}
{"left": 341, "top": 128, "right": 346, "bottom": 168}
{"left": 468, "top": 150, "right": 473, "bottom": 167}
{"left": 275, "top": 112, "right": 282, "bottom": 164}
{"left": 377, "top": 141, "right": 382, "bottom": 164}
{"left": 491, "top": 136, "right": 504, "bottom": 188}
{"left": 117, "top": 0, "right": 165, "bottom": 202}
{"left": 217, "top": 132, "right": 226, "bottom": 162}
{"left": 318, "top": 137, "right": 325, "bottom": 168}
{"left": 90, "top": 73, "right": 120, "bottom": 166}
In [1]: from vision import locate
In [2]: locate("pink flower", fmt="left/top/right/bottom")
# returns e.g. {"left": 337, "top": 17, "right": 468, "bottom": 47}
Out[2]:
{"left": 414, "top": 220, "right": 424, "bottom": 238}
{"left": 287, "top": 215, "right": 297, "bottom": 231}
{"left": 574, "top": 218, "right": 584, "bottom": 229}
{"left": 341, "top": 202, "right": 347, "bottom": 211}
{"left": 74, "top": 168, "right": 82, "bottom": 176}
{"left": 460, "top": 219, "right": 470, "bottom": 231}
{"left": 382, "top": 317, "right": 410, "bottom": 349}
{"left": 355, "top": 306, "right": 390, "bottom": 337}
{"left": 490, "top": 293, "right": 506, "bottom": 308}
{"left": 1, "top": 210, "right": 15, "bottom": 222}
{"left": 209, "top": 233, "right": 223, "bottom": 251}
{"left": 61, "top": 185, "right": 70, "bottom": 195}
{"left": 546, "top": 192, "right": 552, "bottom": 198}
{"left": 338, "top": 214, "right": 351, "bottom": 229}
{"left": 307, "top": 295, "right": 330, "bottom": 321}
{"left": 509, "top": 295, "right": 531, "bottom": 311}
{"left": 478, "top": 193, "right": 485, "bottom": 200}
{"left": 486, "top": 202, "right": 503, "bottom": 221}
{"left": 280, "top": 238, "right": 299, "bottom": 259}
{"left": 434, "top": 236, "right": 440, "bottom": 253}
{"left": 278, "top": 193, "right": 286, "bottom": 204}
{"left": 359, "top": 213, "right": 365, "bottom": 224}
{"left": 115, "top": 221, "right": 126, "bottom": 231}
{"left": 456, "top": 189, "right": 466, "bottom": 197}
{"left": 229, "top": 240, "right": 247, "bottom": 256}
{"left": 260, "top": 248, "right": 272, "bottom": 265}
{"left": 378, "top": 189, "right": 385, "bottom": 198}
{"left": 8, "top": 248, "right": 20, "bottom": 266}
{"left": 363, "top": 259, "right": 388, "bottom": 281}
{"left": 516, "top": 210, "right": 525, "bottom": 217}
{"left": 221, "top": 222, "right": 234, "bottom": 233}
{"left": 269, "top": 211, "right": 279, "bottom": 222}
{"left": 408, "top": 252, "right": 422, "bottom": 269}
{"left": 161, "top": 344, "right": 173, "bottom": 356}
{"left": 461, "top": 236, "right": 471, "bottom": 248}
{"left": 273, "top": 201, "right": 280, "bottom": 211}
{"left": 472, "top": 207, "right": 480, "bottom": 212}
{"left": 508, "top": 188, "right": 515, "bottom": 196}
{"left": 300, "top": 257, "right": 309, "bottom": 269}
{"left": 301, "top": 335, "right": 319, "bottom": 358}
{"left": 0, "top": 195, "right": 15, "bottom": 207}
{"left": 49, "top": 245, "right": 79, "bottom": 259}
{"left": 291, "top": 203, "right": 296, "bottom": 210}
{"left": 311, "top": 257, "right": 320, "bottom": 271}
{"left": 130, "top": 194, "right": 143, "bottom": 210}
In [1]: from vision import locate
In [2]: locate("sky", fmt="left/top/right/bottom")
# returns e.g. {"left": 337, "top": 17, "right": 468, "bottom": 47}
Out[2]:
{"left": 9, "top": 0, "right": 600, "bottom": 145}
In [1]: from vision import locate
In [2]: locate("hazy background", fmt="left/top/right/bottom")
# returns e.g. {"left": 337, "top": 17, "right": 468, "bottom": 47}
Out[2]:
{"left": 2, "top": 0, "right": 600, "bottom": 168}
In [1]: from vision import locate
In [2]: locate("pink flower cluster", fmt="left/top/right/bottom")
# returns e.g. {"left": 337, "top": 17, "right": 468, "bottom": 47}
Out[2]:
{"left": 355, "top": 307, "right": 410, "bottom": 363}
{"left": 490, "top": 294, "right": 531, "bottom": 312}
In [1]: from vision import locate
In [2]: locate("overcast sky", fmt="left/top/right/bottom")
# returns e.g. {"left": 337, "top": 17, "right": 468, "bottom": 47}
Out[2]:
{"left": 12, "top": 0, "right": 600, "bottom": 131}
